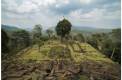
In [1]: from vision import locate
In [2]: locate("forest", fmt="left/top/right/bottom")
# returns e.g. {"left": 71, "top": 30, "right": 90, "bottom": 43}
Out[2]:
{"left": 1, "top": 18, "right": 121, "bottom": 80}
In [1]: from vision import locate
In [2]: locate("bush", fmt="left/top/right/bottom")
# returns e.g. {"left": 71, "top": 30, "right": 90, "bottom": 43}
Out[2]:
{"left": 40, "top": 36, "right": 49, "bottom": 41}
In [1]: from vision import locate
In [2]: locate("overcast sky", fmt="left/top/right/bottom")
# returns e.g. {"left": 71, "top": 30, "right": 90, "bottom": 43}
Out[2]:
{"left": 2, "top": 0, "right": 121, "bottom": 29}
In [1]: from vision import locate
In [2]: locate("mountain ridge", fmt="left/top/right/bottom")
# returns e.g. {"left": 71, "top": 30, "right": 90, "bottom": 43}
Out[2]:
{"left": 2, "top": 24, "right": 115, "bottom": 34}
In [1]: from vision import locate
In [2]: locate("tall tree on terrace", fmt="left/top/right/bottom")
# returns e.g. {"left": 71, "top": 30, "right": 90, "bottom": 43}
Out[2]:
{"left": 55, "top": 18, "right": 72, "bottom": 42}
{"left": 32, "top": 24, "right": 42, "bottom": 51}
{"left": 46, "top": 29, "right": 53, "bottom": 38}
{"left": 32, "top": 24, "right": 42, "bottom": 41}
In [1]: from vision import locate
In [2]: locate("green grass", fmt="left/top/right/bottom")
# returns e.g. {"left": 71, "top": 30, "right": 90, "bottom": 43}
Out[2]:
{"left": 72, "top": 44, "right": 81, "bottom": 51}
{"left": 17, "top": 40, "right": 114, "bottom": 64}
{"left": 78, "top": 75, "right": 89, "bottom": 80}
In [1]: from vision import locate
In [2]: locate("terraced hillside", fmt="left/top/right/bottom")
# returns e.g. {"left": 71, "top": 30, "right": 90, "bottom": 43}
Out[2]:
{"left": 16, "top": 40, "right": 113, "bottom": 63}
{"left": 2, "top": 40, "right": 120, "bottom": 80}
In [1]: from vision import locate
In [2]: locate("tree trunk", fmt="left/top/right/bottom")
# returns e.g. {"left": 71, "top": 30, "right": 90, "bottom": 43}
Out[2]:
{"left": 48, "top": 34, "right": 50, "bottom": 38}
{"left": 38, "top": 45, "right": 40, "bottom": 52}
{"left": 110, "top": 48, "right": 116, "bottom": 59}
{"left": 61, "top": 37, "right": 63, "bottom": 42}
{"left": 98, "top": 45, "right": 102, "bottom": 51}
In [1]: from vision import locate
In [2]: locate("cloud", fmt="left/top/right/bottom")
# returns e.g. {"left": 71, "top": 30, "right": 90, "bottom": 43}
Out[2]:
{"left": 31, "top": 0, "right": 56, "bottom": 6}
{"left": 2, "top": 0, "right": 121, "bottom": 29}
{"left": 69, "top": 8, "right": 105, "bottom": 20}
{"left": 80, "top": 0, "right": 93, "bottom": 4}
{"left": 67, "top": 8, "right": 120, "bottom": 28}
{"left": 17, "top": 1, "right": 38, "bottom": 13}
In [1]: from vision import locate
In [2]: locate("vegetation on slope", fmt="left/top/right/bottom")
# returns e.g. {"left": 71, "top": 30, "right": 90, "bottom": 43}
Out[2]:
{"left": 1, "top": 18, "right": 121, "bottom": 80}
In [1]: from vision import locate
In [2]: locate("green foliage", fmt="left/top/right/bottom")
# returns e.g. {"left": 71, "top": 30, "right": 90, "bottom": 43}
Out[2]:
{"left": 100, "top": 29, "right": 121, "bottom": 63}
{"left": 78, "top": 75, "right": 89, "bottom": 80}
{"left": 32, "top": 24, "right": 42, "bottom": 40}
{"left": 74, "top": 33, "right": 85, "bottom": 42}
{"left": 111, "top": 29, "right": 121, "bottom": 41}
{"left": 40, "top": 36, "right": 49, "bottom": 41}
{"left": 87, "top": 29, "right": 121, "bottom": 63}
{"left": 10, "top": 30, "right": 30, "bottom": 53}
{"left": 87, "top": 36, "right": 97, "bottom": 49}
{"left": 2, "top": 29, "right": 9, "bottom": 53}
{"left": 12, "top": 30, "right": 30, "bottom": 46}
{"left": 46, "top": 29, "right": 53, "bottom": 38}
{"left": 32, "top": 24, "right": 43, "bottom": 51}
{"left": 2, "top": 24, "right": 22, "bottom": 33}
{"left": 110, "top": 29, "right": 121, "bottom": 63}
{"left": 55, "top": 18, "right": 72, "bottom": 40}
{"left": 87, "top": 33, "right": 108, "bottom": 50}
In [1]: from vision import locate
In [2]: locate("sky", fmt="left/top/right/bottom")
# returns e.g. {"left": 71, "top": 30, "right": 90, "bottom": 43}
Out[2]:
{"left": 2, "top": 0, "right": 121, "bottom": 29}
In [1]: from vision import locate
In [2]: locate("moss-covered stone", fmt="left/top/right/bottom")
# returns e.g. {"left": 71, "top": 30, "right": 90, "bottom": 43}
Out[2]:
{"left": 48, "top": 46, "right": 72, "bottom": 60}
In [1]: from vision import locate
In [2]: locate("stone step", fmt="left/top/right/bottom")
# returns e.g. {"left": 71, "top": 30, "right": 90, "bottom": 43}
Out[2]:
{"left": 7, "top": 70, "right": 28, "bottom": 78}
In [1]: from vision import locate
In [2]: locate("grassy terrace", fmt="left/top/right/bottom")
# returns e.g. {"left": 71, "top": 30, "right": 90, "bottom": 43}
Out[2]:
{"left": 3, "top": 40, "right": 119, "bottom": 80}
{"left": 17, "top": 40, "right": 113, "bottom": 64}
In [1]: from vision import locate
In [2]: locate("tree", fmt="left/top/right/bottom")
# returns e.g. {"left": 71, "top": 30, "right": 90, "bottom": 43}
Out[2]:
{"left": 2, "top": 29, "right": 9, "bottom": 54}
{"left": 87, "top": 29, "right": 121, "bottom": 64}
{"left": 12, "top": 30, "right": 30, "bottom": 51}
{"left": 55, "top": 18, "right": 72, "bottom": 41}
{"left": 32, "top": 24, "right": 42, "bottom": 42}
{"left": 32, "top": 24, "right": 42, "bottom": 51}
{"left": 101, "top": 38, "right": 113, "bottom": 57}
{"left": 75, "top": 33, "right": 85, "bottom": 42}
{"left": 46, "top": 29, "right": 53, "bottom": 38}
{"left": 103, "top": 29, "right": 121, "bottom": 63}
{"left": 110, "top": 29, "right": 121, "bottom": 63}
{"left": 91, "top": 33, "right": 105, "bottom": 50}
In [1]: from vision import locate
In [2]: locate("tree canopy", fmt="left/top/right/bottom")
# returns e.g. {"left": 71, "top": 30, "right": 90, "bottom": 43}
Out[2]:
{"left": 12, "top": 30, "right": 30, "bottom": 49}
{"left": 46, "top": 29, "right": 53, "bottom": 38}
{"left": 55, "top": 18, "right": 72, "bottom": 40}
{"left": 32, "top": 24, "right": 42, "bottom": 40}
{"left": 2, "top": 29, "right": 9, "bottom": 53}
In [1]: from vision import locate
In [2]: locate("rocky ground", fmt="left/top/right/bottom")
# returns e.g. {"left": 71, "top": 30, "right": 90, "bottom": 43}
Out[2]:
{"left": 2, "top": 40, "right": 121, "bottom": 80}
{"left": 2, "top": 59, "right": 120, "bottom": 80}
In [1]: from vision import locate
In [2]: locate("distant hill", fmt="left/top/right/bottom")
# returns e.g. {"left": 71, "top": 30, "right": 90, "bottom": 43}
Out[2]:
{"left": 72, "top": 26, "right": 112, "bottom": 33}
{"left": 47, "top": 26, "right": 112, "bottom": 36}
{"left": 1, "top": 24, "right": 24, "bottom": 36}
{"left": 2, "top": 24, "right": 113, "bottom": 36}
{"left": 1, "top": 24, "right": 23, "bottom": 32}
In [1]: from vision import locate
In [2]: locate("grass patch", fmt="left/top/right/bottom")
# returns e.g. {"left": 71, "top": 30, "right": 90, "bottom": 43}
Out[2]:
{"left": 48, "top": 46, "right": 72, "bottom": 60}
{"left": 18, "top": 40, "right": 114, "bottom": 64}
{"left": 78, "top": 75, "right": 89, "bottom": 80}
